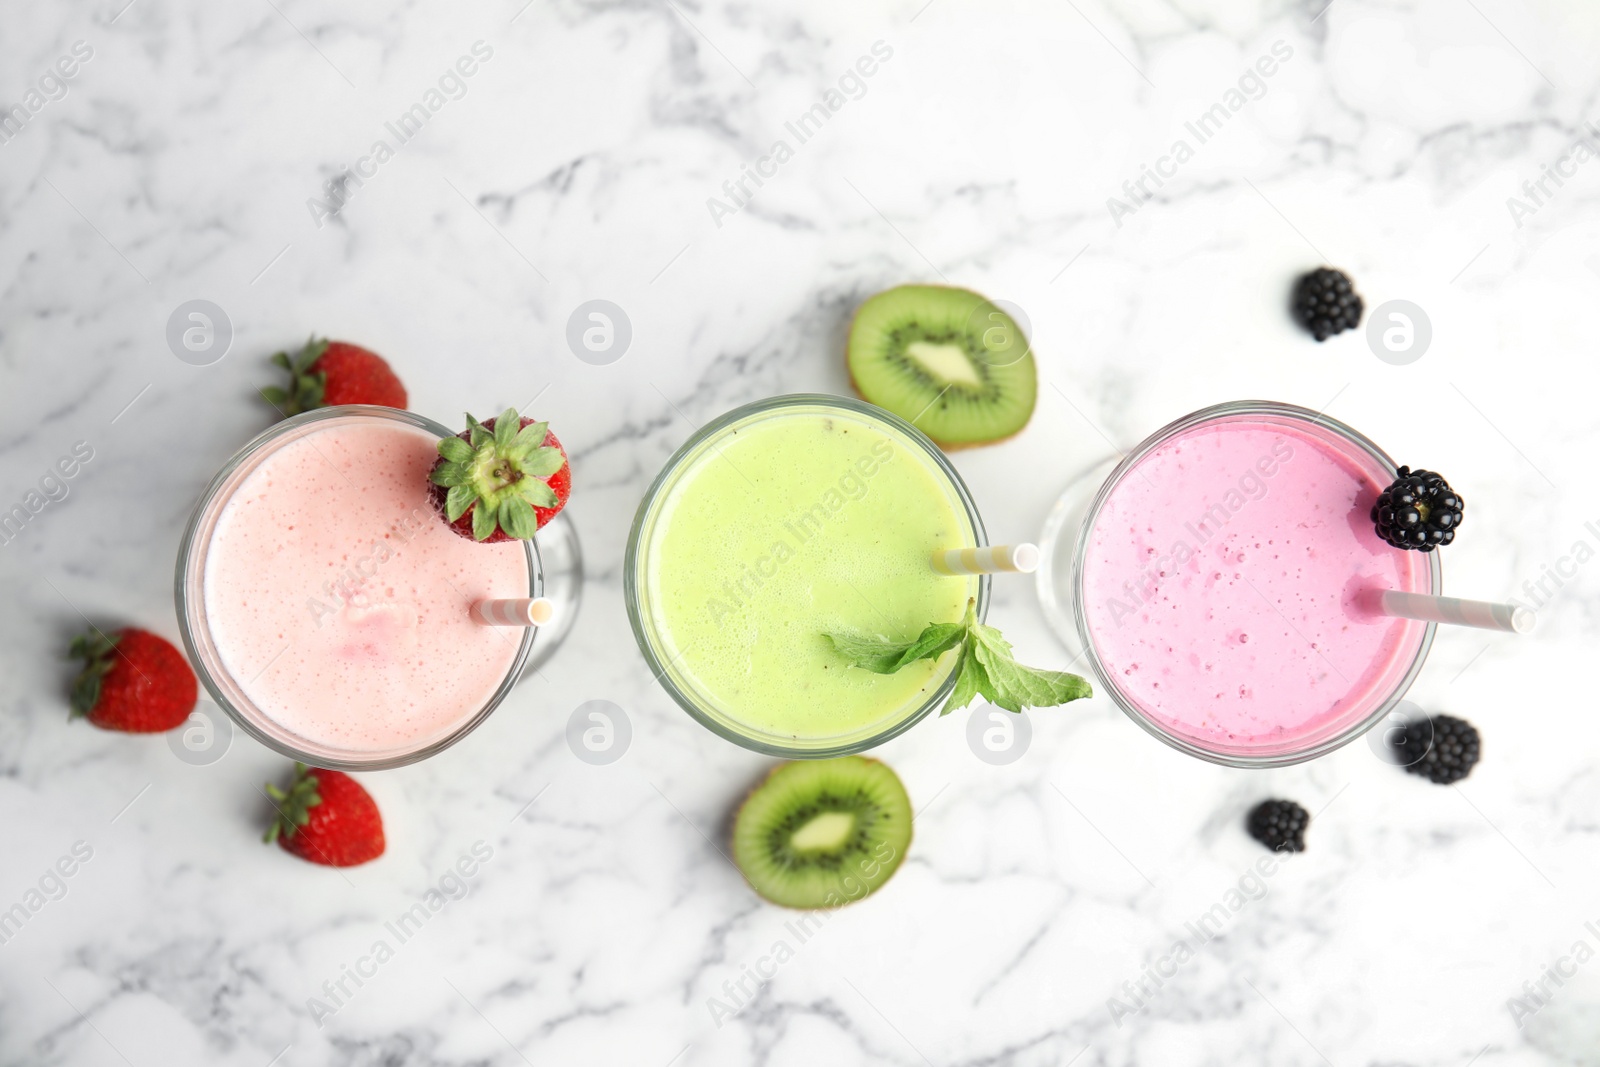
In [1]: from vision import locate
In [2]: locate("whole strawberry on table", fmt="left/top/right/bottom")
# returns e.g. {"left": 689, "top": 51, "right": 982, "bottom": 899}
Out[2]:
{"left": 264, "top": 763, "right": 386, "bottom": 867}
{"left": 260, "top": 338, "right": 408, "bottom": 415}
{"left": 68, "top": 627, "right": 197, "bottom": 732}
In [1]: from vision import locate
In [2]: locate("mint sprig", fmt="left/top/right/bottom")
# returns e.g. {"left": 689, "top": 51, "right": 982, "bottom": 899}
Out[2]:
{"left": 824, "top": 600, "right": 1091, "bottom": 715}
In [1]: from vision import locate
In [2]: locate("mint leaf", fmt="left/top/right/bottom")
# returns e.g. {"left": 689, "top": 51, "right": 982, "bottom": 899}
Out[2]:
{"left": 891, "top": 622, "right": 965, "bottom": 670}
{"left": 966, "top": 620, "right": 1004, "bottom": 662}
{"left": 944, "top": 636, "right": 985, "bottom": 714}
{"left": 825, "top": 619, "right": 965, "bottom": 675}
{"left": 971, "top": 624, "right": 1092, "bottom": 712}
{"left": 824, "top": 632, "right": 915, "bottom": 674}
{"left": 822, "top": 598, "right": 1092, "bottom": 716}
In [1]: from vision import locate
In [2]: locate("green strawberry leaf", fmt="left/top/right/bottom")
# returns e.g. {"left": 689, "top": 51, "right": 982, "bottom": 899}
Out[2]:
{"left": 263, "top": 764, "right": 324, "bottom": 844}
{"left": 498, "top": 497, "right": 539, "bottom": 539}
{"left": 437, "top": 436, "right": 474, "bottom": 463}
{"left": 68, "top": 631, "right": 118, "bottom": 661}
{"left": 493, "top": 408, "right": 520, "bottom": 450}
{"left": 294, "top": 375, "right": 325, "bottom": 412}
{"left": 466, "top": 414, "right": 491, "bottom": 450}
{"left": 294, "top": 338, "right": 328, "bottom": 373}
{"left": 264, "top": 339, "right": 336, "bottom": 417}
{"left": 512, "top": 421, "right": 550, "bottom": 452}
{"left": 517, "top": 446, "right": 566, "bottom": 479}
{"left": 445, "top": 484, "right": 476, "bottom": 522}
{"left": 70, "top": 671, "right": 103, "bottom": 717}
{"left": 471, "top": 500, "right": 498, "bottom": 541}
{"left": 517, "top": 478, "right": 559, "bottom": 509}
{"left": 429, "top": 462, "right": 468, "bottom": 488}
{"left": 66, "top": 628, "right": 122, "bottom": 719}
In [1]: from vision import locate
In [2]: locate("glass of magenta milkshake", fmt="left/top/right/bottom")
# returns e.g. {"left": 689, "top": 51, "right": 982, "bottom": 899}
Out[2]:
{"left": 1070, "top": 401, "right": 1440, "bottom": 766}
{"left": 177, "top": 406, "right": 573, "bottom": 769}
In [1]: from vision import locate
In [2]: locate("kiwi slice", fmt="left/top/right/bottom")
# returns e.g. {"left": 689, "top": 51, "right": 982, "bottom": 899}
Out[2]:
{"left": 731, "top": 756, "right": 913, "bottom": 910}
{"left": 847, "top": 284, "right": 1038, "bottom": 448}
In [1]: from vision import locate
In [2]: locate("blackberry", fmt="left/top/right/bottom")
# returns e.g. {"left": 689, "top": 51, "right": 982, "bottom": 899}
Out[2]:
{"left": 1398, "top": 714, "right": 1480, "bottom": 784}
{"left": 1291, "top": 267, "right": 1364, "bottom": 341}
{"left": 1371, "top": 466, "right": 1464, "bottom": 551}
{"left": 1246, "top": 799, "right": 1309, "bottom": 853}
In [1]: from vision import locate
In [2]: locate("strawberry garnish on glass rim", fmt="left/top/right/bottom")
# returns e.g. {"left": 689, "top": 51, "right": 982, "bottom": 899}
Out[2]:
{"left": 428, "top": 407, "right": 570, "bottom": 542}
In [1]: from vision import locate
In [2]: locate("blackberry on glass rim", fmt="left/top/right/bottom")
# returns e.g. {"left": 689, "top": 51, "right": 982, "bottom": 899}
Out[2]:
{"left": 1372, "top": 466, "right": 1464, "bottom": 552}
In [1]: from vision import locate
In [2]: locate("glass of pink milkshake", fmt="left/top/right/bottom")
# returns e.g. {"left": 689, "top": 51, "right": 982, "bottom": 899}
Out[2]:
{"left": 1068, "top": 401, "right": 1440, "bottom": 767}
{"left": 177, "top": 406, "right": 573, "bottom": 769}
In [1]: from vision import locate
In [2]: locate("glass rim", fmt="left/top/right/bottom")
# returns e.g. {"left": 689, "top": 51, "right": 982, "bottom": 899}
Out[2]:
{"left": 174, "top": 405, "right": 539, "bottom": 771}
{"left": 624, "top": 392, "right": 990, "bottom": 758}
{"left": 1070, "top": 399, "right": 1441, "bottom": 769}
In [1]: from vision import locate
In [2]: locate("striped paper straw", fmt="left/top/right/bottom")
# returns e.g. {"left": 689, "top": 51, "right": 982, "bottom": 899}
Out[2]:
{"left": 474, "top": 598, "right": 556, "bottom": 627}
{"left": 1378, "top": 590, "right": 1534, "bottom": 634}
{"left": 932, "top": 543, "right": 1041, "bottom": 576}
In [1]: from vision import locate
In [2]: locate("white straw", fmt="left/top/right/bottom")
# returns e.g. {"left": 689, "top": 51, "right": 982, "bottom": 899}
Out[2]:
{"left": 1378, "top": 590, "right": 1534, "bottom": 634}
{"left": 474, "top": 598, "right": 556, "bottom": 627}
{"left": 933, "top": 543, "right": 1041, "bottom": 576}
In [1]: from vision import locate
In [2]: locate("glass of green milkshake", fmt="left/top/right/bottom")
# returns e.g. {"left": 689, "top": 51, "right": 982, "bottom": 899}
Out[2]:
{"left": 626, "top": 395, "right": 990, "bottom": 756}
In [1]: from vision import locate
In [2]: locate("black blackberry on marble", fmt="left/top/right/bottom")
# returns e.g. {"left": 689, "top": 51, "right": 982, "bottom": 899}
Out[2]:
{"left": 1398, "top": 714, "right": 1480, "bottom": 784}
{"left": 1247, "top": 799, "right": 1310, "bottom": 853}
{"left": 1291, "top": 267, "right": 1364, "bottom": 341}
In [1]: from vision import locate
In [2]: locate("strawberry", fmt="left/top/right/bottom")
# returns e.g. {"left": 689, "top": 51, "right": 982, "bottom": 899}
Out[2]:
{"left": 427, "top": 407, "right": 571, "bottom": 542}
{"left": 68, "top": 627, "right": 197, "bottom": 733}
{"left": 260, "top": 338, "right": 408, "bottom": 415}
{"left": 263, "top": 763, "right": 385, "bottom": 867}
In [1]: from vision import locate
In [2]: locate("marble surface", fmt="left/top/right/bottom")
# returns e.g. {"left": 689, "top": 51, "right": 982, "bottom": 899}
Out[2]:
{"left": 4, "top": 0, "right": 1600, "bottom": 1064}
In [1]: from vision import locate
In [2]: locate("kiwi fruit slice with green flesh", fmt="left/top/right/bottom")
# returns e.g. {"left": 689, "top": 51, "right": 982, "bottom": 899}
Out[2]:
{"left": 732, "top": 756, "right": 913, "bottom": 910}
{"left": 848, "top": 284, "right": 1037, "bottom": 448}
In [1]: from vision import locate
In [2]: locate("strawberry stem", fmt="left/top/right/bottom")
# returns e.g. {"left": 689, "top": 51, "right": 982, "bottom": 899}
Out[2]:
{"left": 66, "top": 628, "right": 122, "bottom": 718}
{"left": 432, "top": 408, "right": 563, "bottom": 541}
{"left": 260, "top": 337, "right": 331, "bottom": 416}
{"left": 263, "top": 763, "right": 323, "bottom": 844}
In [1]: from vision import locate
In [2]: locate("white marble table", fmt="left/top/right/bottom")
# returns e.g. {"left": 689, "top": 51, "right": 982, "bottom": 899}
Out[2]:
{"left": 4, "top": 1, "right": 1600, "bottom": 1064}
